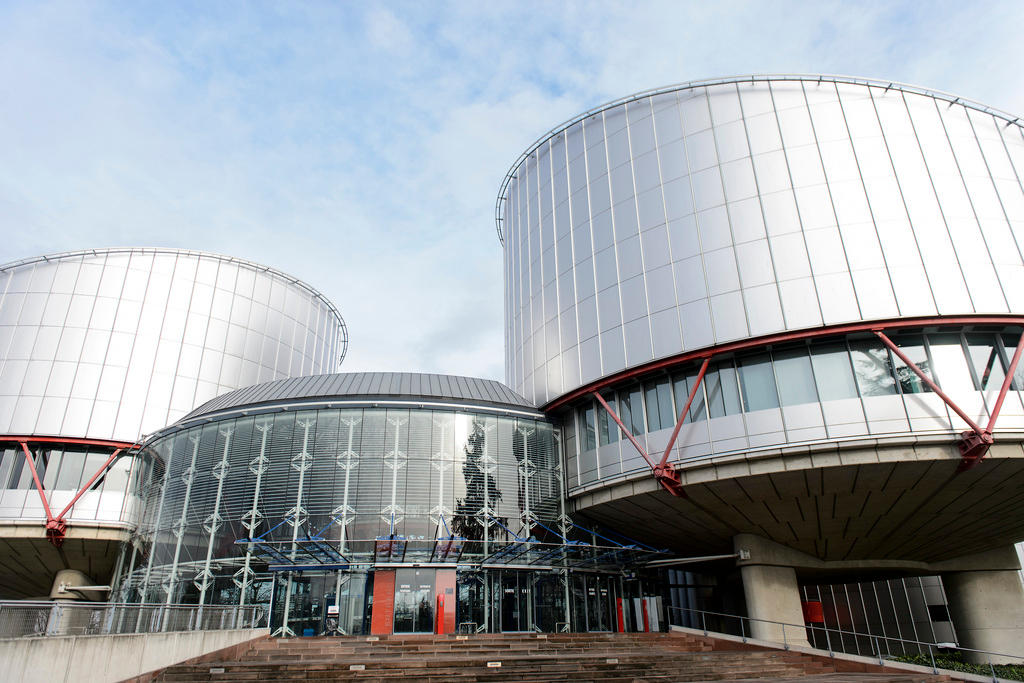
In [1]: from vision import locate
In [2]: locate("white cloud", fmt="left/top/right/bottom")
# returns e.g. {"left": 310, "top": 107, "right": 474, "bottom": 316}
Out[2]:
{"left": 1, "top": 0, "right": 1022, "bottom": 389}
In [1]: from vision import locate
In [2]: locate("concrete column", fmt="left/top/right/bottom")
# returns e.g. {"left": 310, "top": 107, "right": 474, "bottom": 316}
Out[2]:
{"left": 739, "top": 563, "right": 810, "bottom": 646}
{"left": 942, "top": 549, "right": 1024, "bottom": 664}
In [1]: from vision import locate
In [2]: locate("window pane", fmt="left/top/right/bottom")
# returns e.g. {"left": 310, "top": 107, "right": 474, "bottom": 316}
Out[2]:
{"left": 55, "top": 449, "right": 86, "bottom": 489}
{"left": 966, "top": 333, "right": 1007, "bottom": 391}
{"left": 644, "top": 384, "right": 663, "bottom": 431}
{"left": 708, "top": 362, "right": 749, "bottom": 417}
{"left": 582, "top": 406, "right": 597, "bottom": 451}
{"left": 719, "top": 363, "right": 742, "bottom": 415}
{"left": 890, "top": 335, "right": 933, "bottom": 394}
{"left": 619, "top": 388, "right": 645, "bottom": 435}
{"left": 83, "top": 452, "right": 108, "bottom": 490}
{"left": 927, "top": 333, "right": 975, "bottom": 395}
{"left": 738, "top": 354, "right": 780, "bottom": 411}
{"left": 657, "top": 380, "right": 675, "bottom": 428}
{"left": 811, "top": 342, "right": 858, "bottom": 401}
{"left": 0, "top": 449, "right": 14, "bottom": 489}
{"left": 101, "top": 454, "right": 132, "bottom": 494}
{"left": 597, "top": 393, "right": 618, "bottom": 445}
{"left": 673, "top": 372, "right": 707, "bottom": 422}
{"left": 42, "top": 449, "right": 61, "bottom": 490}
{"left": 773, "top": 347, "right": 818, "bottom": 406}
{"left": 1001, "top": 332, "right": 1024, "bottom": 390}
{"left": 850, "top": 339, "right": 898, "bottom": 396}
{"left": 706, "top": 367, "right": 726, "bottom": 418}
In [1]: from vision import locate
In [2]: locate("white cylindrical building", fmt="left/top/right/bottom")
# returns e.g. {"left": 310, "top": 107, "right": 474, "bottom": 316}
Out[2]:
{"left": 0, "top": 247, "right": 347, "bottom": 598}
{"left": 0, "top": 248, "right": 347, "bottom": 443}
{"left": 497, "top": 75, "right": 1024, "bottom": 657}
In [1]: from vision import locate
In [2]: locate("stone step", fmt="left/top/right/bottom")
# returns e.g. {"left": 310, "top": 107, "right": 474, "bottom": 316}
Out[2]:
{"left": 152, "top": 632, "right": 955, "bottom": 683}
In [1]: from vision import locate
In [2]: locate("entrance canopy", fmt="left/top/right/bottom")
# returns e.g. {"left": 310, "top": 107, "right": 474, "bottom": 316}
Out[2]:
{"left": 236, "top": 535, "right": 669, "bottom": 573}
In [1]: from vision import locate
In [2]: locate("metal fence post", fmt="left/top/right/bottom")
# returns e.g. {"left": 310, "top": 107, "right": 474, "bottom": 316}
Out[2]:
{"left": 874, "top": 636, "right": 883, "bottom": 665}
{"left": 989, "top": 658, "right": 997, "bottom": 682}
{"left": 782, "top": 622, "right": 788, "bottom": 650}
{"left": 45, "top": 603, "right": 61, "bottom": 636}
{"left": 701, "top": 611, "right": 707, "bottom": 636}
{"left": 740, "top": 616, "right": 746, "bottom": 643}
{"left": 824, "top": 627, "right": 833, "bottom": 657}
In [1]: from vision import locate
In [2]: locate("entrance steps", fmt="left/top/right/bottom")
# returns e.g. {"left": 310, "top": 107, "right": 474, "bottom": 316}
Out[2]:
{"left": 146, "top": 633, "right": 953, "bottom": 682}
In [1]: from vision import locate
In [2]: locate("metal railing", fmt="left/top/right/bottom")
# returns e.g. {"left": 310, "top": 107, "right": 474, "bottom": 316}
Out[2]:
{"left": 0, "top": 601, "right": 266, "bottom": 639}
{"left": 668, "top": 606, "right": 1023, "bottom": 681}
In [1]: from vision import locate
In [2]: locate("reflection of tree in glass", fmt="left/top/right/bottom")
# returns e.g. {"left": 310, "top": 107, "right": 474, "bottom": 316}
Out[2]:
{"left": 453, "top": 419, "right": 504, "bottom": 540}
{"left": 513, "top": 427, "right": 526, "bottom": 516}
{"left": 416, "top": 594, "right": 432, "bottom": 632}
{"left": 852, "top": 341, "right": 935, "bottom": 396}
{"left": 852, "top": 344, "right": 898, "bottom": 396}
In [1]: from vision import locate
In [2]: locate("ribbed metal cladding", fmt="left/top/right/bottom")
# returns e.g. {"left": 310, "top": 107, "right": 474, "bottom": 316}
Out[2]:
{"left": 0, "top": 248, "right": 348, "bottom": 442}
{"left": 182, "top": 371, "right": 537, "bottom": 422}
{"left": 496, "top": 75, "right": 1024, "bottom": 407}
{"left": 126, "top": 404, "right": 560, "bottom": 607}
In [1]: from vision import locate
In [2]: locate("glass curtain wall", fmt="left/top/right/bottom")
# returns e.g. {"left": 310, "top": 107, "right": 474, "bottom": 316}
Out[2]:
{"left": 567, "top": 327, "right": 1024, "bottom": 487}
{"left": 0, "top": 443, "right": 154, "bottom": 526}
{"left": 124, "top": 405, "right": 561, "bottom": 627}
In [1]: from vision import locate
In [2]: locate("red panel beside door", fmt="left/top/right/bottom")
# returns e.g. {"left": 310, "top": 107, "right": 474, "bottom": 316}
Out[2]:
{"left": 370, "top": 570, "right": 396, "bottom": 635}
{"left": 435, "top": 569, "right": 457, "bottom": 634}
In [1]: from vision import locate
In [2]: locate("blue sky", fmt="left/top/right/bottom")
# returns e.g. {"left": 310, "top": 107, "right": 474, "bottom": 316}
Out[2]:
{"left": 2, "top": 1, "right": 1023, "bottom": 382}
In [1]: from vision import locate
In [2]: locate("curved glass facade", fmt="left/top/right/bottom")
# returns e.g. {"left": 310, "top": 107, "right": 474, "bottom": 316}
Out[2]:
{"left": 498, "top": 77, "right": 1024, "bottom": 406}
{"left": 562, "top": 325, "right": 1024, "bottom": 491}
{"left": 0, "top": 248, "right": 346, "bottom": 443}
{"left": 124, "top": 401, "right": 637, "bottom": 635}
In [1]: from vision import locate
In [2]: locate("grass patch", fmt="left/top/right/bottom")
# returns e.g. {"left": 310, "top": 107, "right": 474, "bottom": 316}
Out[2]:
{"left": 893, "top": 651, "right": 1024, "bottom": 681}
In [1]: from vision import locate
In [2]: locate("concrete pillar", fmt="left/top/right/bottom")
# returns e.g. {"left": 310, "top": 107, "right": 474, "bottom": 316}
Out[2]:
{"left": 739, "top": 563, "right": 810, "bottom": 646}
{"left": 942, "top": 549, "right": 1024, "bottom": 664}
{"left": 50, "top": 569, "right": 105, "bottom": 601}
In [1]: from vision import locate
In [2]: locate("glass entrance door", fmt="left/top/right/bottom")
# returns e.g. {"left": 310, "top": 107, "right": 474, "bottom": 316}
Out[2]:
{"left": 500, "top": 572, "right": 532, "bottom": 632}
{"left": 571, "top": 574, "right": 617, "bottom": 632}
{"left": 394, "top": 568, "right": 435, "bottom": 633}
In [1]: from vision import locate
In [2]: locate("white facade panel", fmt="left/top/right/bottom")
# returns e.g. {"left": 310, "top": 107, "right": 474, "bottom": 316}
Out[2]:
{"left": 498, "top": 76, "right": 1024, "bottom": 408}
{"left": 0, "top": 248, "right": 347, "bottom": 443}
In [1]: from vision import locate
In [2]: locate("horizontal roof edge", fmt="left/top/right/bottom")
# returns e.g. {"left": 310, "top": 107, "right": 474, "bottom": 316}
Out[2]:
{"left": 180, "top": 371, "right": 538, "bottom": 423}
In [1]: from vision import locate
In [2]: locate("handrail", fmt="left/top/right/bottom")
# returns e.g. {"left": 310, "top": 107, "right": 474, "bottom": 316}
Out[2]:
{"left": 493, "top": 73, "right": 1024, "bottom": 244}
{"left": 668, "top": 605, "right": 1023, "bottom": 680}
{"left": 0, "top": 600, "right": 266, "bottom": 638}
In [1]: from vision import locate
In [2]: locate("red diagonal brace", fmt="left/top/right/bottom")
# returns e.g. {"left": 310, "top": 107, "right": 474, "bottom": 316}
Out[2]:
{"left": 958, "top": 330, "right": 1024, "bottom": 471}
{"left": 875, "top": 329, "right": 1024, "bottom": 471}
{"left": 659, "top": 358, "right": 711, "bottom": 470}
{"left": 54, "top": 449, "right": 122, "bottom": 521}
{"left": 591, "top": 357, "right": 711, "bottom": 497}
{"left": 592, "top": 392, "right": 658, "bottom": 472}
{"left": 19, "top": 441, "right": 65, "bottom": 546}
{"left": 16, "top": 440, "right": 128, "bottom": 547}
{"left": 592, "top": 391, "right": 687, "bottom": 496}
{"left": 874, "top": 331, "right": 986, "bottom": 436}
{"left": 20, "top": 442, "right": 54, "bottom": 521}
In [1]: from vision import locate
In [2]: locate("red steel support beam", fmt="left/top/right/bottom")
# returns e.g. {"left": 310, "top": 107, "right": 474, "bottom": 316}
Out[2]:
{"left": 658, "top": 358, "right": 711, "bottom": 470}
{"left": 545, "top": 315, "right": 1024, "bottom": 412}
{"left": 0, "top": 435, "right": 136, "bottom": 449}
{"left": 985, "top": 330, "right": 1024, "bottom": 433}
{"left": 958, "top": 329, "right": 1024, "bottom": 471}
{"left": 593, "top": 357, "right": 712, "bottom": 497}
{"left": 19, "top": 441, "right": 55, "bottom": 523}
{"left": 873, "top": 331, "right": 987, "bottom": 437}
{"left": 8, "top": 437, "right": 137, "bottom": 547}
{"left": 54, "top": 449, "right": 122, "bottom": 521}
{"left": 592, "top": 391, "right": 686, "bottom": 496}
{"left": 572, "top": 319, "right": 1024, "bottom": 482}
{"left": 592, "top": 392, "right": 657, "bottom": 472}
